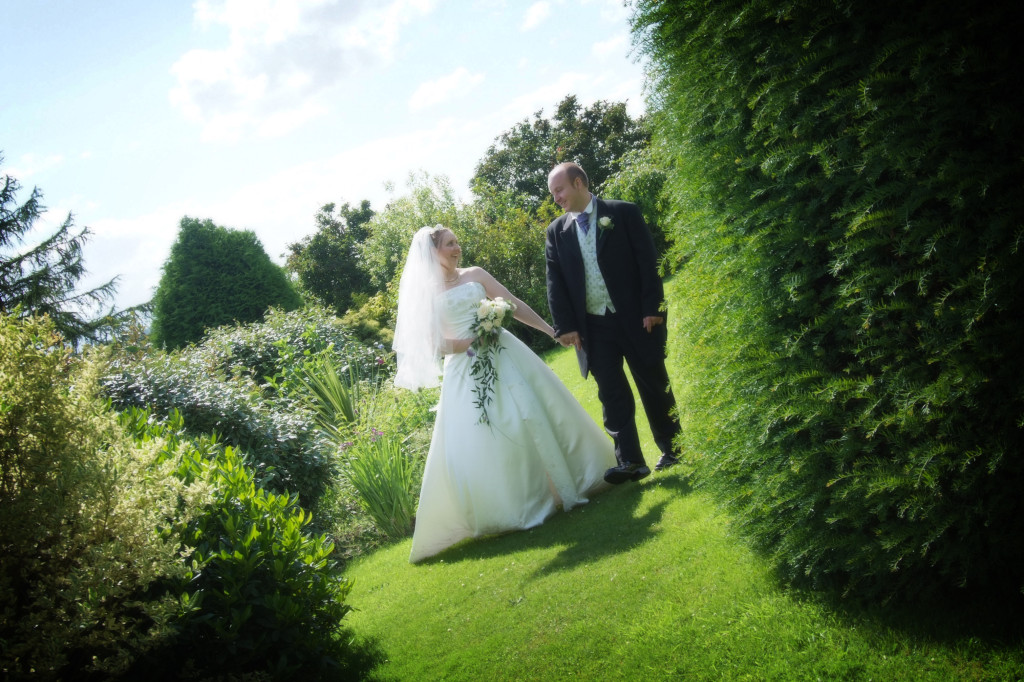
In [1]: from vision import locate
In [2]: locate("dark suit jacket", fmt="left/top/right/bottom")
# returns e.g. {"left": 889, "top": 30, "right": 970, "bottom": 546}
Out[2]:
{"left": 545, "top": 198, "right": 667, "bottom": 377}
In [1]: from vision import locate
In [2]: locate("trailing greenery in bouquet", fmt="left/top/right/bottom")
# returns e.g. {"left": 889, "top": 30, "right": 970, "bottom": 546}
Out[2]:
{"left": 468, "top": 296, "right": 516, "bottom": 424}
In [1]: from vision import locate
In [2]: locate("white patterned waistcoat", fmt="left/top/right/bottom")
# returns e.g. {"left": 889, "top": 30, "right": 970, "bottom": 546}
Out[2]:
{"left": 574, "top": 201, "right": 616, "bottom": 316}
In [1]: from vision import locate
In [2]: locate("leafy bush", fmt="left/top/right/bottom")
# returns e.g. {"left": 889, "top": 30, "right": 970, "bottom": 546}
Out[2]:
{"left": 201, "top": 305, "right": 381, "bottom": 388}
{"left": 341, "top": 290, "right": 395, "bottom": 347}
{"left": 102, "top": 306, "right": 383, "bottom": 506}
{"left": 341, "top": 435, "right": 417, "bottom": 539}
{"left": 107, "top": 407, "right": 375, "bottom": 679}
{"left": 170, "top": 444, "right": 357, "bottom": 677}
{"left": 635, "top": 0, "right": 1024, "bottom": 597}
{"left": 0, "top": 315, "right": 192, "bottom": 678}
{"left": 102, "top": 344, "right": 329, "bottom": 504}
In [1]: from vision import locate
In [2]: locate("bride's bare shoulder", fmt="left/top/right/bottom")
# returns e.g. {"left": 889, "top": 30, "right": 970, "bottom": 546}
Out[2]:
{"left": 460, "top": 266, "right": 490, "bottom": 281}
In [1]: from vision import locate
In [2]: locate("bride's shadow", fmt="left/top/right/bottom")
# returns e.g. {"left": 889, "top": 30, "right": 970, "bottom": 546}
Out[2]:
{"left": 416, "top": 473, "right": 692, "bottom": 578}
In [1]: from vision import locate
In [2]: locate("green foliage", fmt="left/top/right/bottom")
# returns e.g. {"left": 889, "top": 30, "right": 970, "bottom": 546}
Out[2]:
{"left": 0, "top": 314, "right": 191, "bottom": 678}
{"left": 341, "top": 290, "right": 395, "bottom": 347}
{"left": 286, "top": 200, "right": 375, "bottom": 316}
{"left": 311, "top": 372, "right": 436, "bottom": 559}
{"left": 105, "top": 408, "right": 374, "bottom": 678}
{"left": 0, "top": 152, "right": 119, "bottom": 344}
{"left": 634, "top": 0, "right": 1024, "bottom": 597}
{"left": 340, "top": 435, "right": 417, "bottom": 539}
{"left": 358, "top": 172, "right": 476, "bottom": 291}
{"left": 601, "top": 144, "right": 672, "bottom": 261}
{"left": 170, "top": 444, "right": 357, "bottom": 677}
{"left": 294, "top": 355, "right": 429, "bottom": 541}
{"left": 102, "top": 306, "right": 381, "bottom": 505}
{"left": 151, "top": 216, "right": 302, "bottom": 350}
{"left": 293, "top": 352, "right": 360, "bottom": 440}
{"left": 472, "top": 95, "right": 649, "bottom": 207}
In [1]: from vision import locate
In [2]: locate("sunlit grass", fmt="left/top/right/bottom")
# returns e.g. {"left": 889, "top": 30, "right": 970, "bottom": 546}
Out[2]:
{"left": 343, "top": 345, "right": 1024, "bottom": 681}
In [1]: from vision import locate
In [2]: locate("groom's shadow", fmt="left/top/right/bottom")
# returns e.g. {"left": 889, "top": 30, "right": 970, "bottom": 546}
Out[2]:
{"left": 416, "top": 472, "right": 692, "bottom": 579}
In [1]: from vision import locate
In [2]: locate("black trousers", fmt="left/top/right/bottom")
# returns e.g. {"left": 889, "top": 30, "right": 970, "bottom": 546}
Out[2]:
{"left": 586, "top": 312, "right": 681, "bottom": 466}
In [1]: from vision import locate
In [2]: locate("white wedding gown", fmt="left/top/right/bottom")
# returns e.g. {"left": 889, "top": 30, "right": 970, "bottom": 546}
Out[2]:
{"left": 409, "top": 281, "right": 616, "bottom": 562}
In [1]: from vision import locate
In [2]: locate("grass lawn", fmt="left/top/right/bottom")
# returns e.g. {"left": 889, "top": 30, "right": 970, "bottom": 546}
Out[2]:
{"left": 343, "top": 346, "right": 1024, "bottom": 681}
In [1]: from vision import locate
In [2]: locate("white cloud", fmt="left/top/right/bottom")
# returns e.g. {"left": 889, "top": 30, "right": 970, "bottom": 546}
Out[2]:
{"left": 79, "top": 115, "right": 486, "bottom": 309}
{"left": 169, "top": 0, "right": 436, "bottom": 142}
{"left": 5, "top": 153, "right": 65, "bottom": 180}
{"left": 595, "top": 0, "right": 630, "bottom": 23}
{"left": 521, "top": 2, "right": 550, "bottom": 31}
{"left": 408, "top": 67, "right": 485, "bottom": 111}
{"left": 593, "top": 34, "right": 627, "bottom": 59}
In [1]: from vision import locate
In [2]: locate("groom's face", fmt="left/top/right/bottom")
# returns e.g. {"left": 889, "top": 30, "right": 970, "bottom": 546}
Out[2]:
{"left": 548, "top": 169, "right": 590, "bottom": 214}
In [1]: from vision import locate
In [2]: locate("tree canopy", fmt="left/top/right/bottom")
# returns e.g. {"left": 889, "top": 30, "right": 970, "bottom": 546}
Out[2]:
{"left": 286, "top": 200, "right": 375, "bottom": 316}
{"left": 151, "top": 217, "right": 301, "bottom": 349}
{"left": 471, "top": 95, "right": 648, "bottom": 206}
{"left": 1, "top": 154, "right": 118, "bottom": 344}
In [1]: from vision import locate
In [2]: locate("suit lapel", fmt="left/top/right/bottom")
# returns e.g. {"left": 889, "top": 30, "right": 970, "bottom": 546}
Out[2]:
{"left": 561, "top": 214, "right": 583, "bottom": 264}
{"left": 595, "top": 199, "right": 611, "bottom": 255}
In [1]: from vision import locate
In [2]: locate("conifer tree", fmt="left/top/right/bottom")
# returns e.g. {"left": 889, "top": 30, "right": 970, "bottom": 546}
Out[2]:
{"left": 151, "top": 217, "right": 301, "bottom": 349}
{"left": 0, "top": 153, "right": 117, "bottom": 343}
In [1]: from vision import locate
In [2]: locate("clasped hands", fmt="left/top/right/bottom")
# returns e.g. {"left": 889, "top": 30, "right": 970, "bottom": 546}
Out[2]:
{"left": 554, "top": 316, "right": 664, "bottom": 349}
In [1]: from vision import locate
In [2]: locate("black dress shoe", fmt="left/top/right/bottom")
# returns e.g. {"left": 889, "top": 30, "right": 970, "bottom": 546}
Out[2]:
{"left": 655, "top": 453, "right": 680, "bottom": 471}
{"left": 604, "top": 462, "right": 651, "bottom": 484}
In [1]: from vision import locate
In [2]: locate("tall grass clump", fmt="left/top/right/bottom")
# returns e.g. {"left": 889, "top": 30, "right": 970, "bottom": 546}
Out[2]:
{"left": 633, "top": 0, "right": 1024, "bottom": 598}
{"left": 341, "top": 435, "right": 417, "bottom": 539}
{"left": 293, "top": 355, "right": 430, "bottom": 542}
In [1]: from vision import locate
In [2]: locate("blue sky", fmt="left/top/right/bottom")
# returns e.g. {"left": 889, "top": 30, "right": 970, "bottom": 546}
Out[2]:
{"left": 1, "top": 0, "right": 648, "bottom": 311}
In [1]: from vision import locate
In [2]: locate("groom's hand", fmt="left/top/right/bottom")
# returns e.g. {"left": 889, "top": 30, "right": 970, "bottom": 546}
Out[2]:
{"left": 557, "top": 331, "right": 582, "bottom": 349}
{"left": 642, "top": 316, "right": 664, "bottom": 333}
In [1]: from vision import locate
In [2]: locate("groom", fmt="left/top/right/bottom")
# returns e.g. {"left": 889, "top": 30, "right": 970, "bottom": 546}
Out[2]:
{"left": 545, "top": 162, "right": 681, "bottom": 484}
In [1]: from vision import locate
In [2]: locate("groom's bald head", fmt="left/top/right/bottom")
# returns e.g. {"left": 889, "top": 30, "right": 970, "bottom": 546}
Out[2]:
{"left": 549, "top": 162, "right": 589, "bottom": 189}
{"left": 548, "top": 162, "right": 592, "bottom": 213}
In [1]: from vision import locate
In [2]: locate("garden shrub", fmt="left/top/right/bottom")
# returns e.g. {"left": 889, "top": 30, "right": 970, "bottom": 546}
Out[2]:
{"left": 0, "top": 314, "right": 193, "bottom": 678}
{"left": 105, "top": 406, "right": 374, "bottom": 679}
{"left": 340, "top": 435, "right": 417, "bottom": 539}
{"left": 163, "top": 443, "right": 359, "bottom": 678}
{"left": 634, "top": 0, "right": 1024, "bottom": 597}
{"left": 200, "top": 305, "right": 382, "bottom": 389}
{"left": 101, "top": 306, "right": 384, "bottom": 506}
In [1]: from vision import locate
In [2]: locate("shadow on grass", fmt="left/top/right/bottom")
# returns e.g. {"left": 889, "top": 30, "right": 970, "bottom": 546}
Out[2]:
{"left": 801, "top": 579, "right": 1024, "bottom": 658}
{"left": 415, "top": 471, "right": 693, "bottom": 580}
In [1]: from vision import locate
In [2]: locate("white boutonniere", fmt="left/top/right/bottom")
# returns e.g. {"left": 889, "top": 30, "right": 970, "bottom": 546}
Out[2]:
{"left": 598, "top": 216, "right": 613, "bottom": 233}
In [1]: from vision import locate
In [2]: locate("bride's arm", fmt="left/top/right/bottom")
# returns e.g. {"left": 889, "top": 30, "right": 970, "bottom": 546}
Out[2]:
{"left": 469, "top": 267, "right": 556, "bottom": 339}
{"left": 440, "top": 337, "right": 474, "bottom": 355}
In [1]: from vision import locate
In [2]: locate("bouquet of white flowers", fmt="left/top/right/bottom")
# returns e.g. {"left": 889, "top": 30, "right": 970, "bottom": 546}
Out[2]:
{"left": 468, "top": 296, "right": 516, "bottom": 424}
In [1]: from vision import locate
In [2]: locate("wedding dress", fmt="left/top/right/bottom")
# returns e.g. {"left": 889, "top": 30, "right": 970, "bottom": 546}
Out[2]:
{"left": 409, "top": 281, "right": 615, "bottom": 562}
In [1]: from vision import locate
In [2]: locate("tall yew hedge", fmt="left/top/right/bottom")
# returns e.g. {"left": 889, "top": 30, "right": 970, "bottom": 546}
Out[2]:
{"left": 634, "top": 0, "right": 1024, "bottom": 597}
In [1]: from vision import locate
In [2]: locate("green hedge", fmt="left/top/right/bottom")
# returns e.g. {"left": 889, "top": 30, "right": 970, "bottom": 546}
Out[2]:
{"left": 635, "top": 0, "right": 1024, "bottom": 597}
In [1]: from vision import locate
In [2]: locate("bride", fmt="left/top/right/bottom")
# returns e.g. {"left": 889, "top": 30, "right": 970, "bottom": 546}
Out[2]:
{"left": 394, "top": 225, "right": 615, "bottom": 562}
